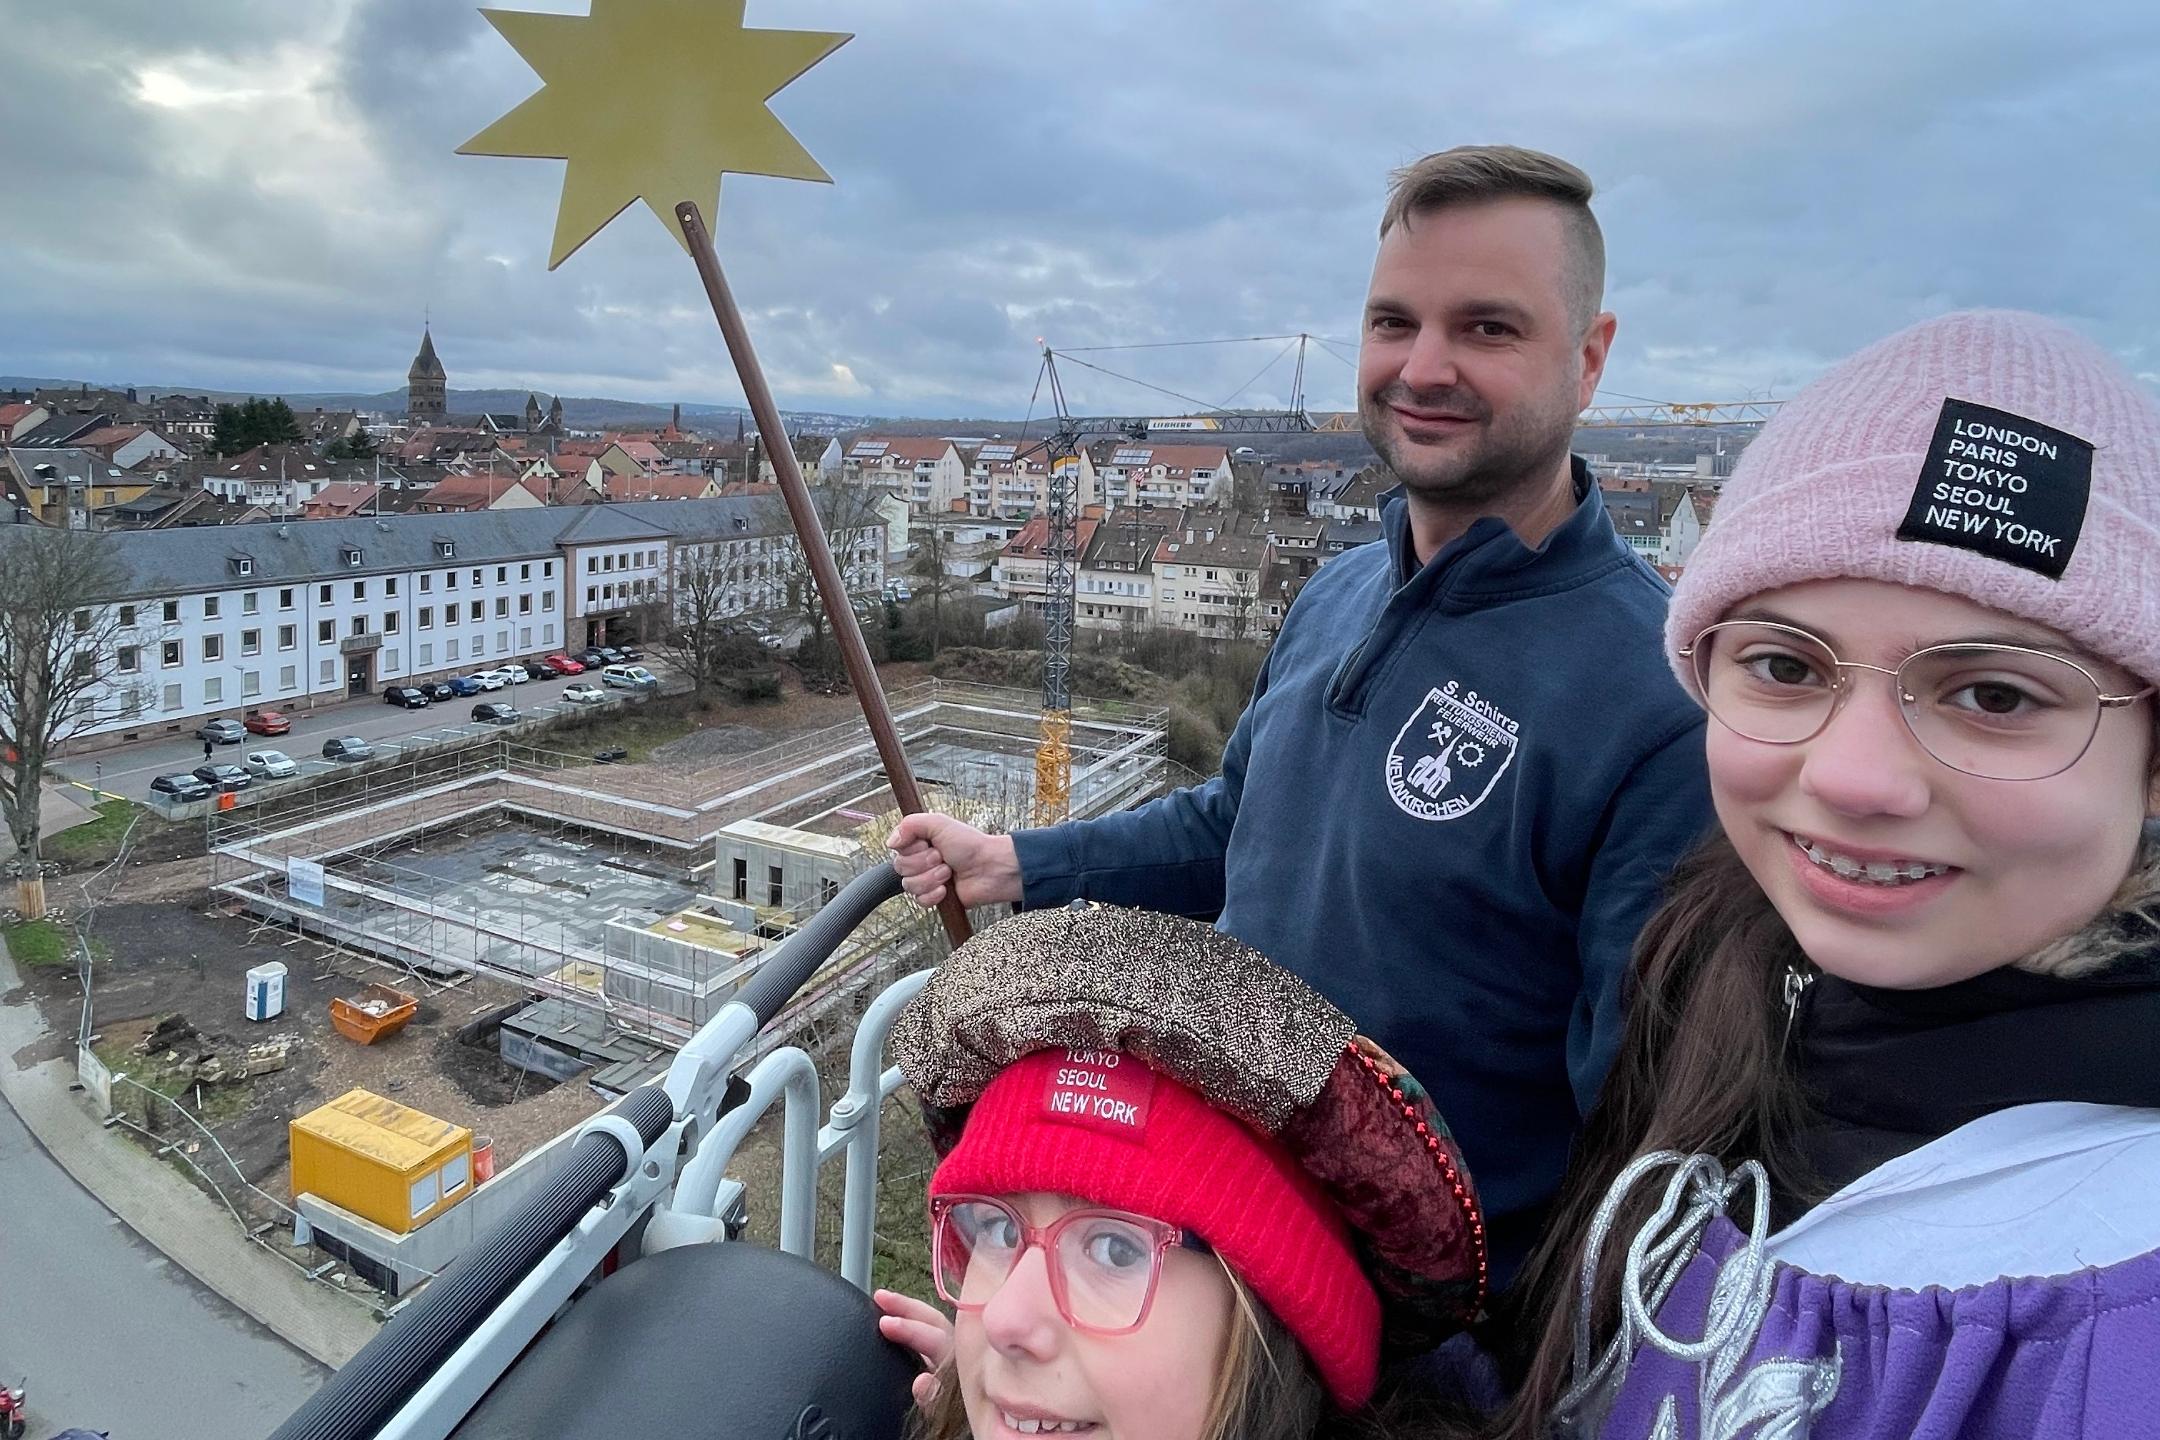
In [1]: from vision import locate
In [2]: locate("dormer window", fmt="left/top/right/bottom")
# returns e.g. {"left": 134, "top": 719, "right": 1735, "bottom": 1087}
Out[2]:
{"left": 343, "top": 546, "right": 364, "bottom": 568}
{"left": 230, "top": 555, "right": 254, "bottom": 577}
{"left": 436, "top": 539, "right": 455, "bottom": 559}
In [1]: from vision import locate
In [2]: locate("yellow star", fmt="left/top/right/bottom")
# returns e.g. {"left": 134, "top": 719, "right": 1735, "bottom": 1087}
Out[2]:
{"left": 459, "top": 0, "right": 849, "bottom": 269}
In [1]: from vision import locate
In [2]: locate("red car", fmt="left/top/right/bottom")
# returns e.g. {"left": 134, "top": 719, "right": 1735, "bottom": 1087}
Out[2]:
{"left": 244, "top": 710, "right": 291, "bottom": 736}
{"left": 542, "top": 653, "right": 586, "bottom": 675}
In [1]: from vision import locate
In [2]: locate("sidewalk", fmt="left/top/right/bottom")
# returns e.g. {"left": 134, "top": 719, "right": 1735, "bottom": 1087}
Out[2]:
{"left": 0, "top": 940, "right": 378, "bottom": 1368}
{"left": 0, "top": 783, "right": 98, "bottom": 857}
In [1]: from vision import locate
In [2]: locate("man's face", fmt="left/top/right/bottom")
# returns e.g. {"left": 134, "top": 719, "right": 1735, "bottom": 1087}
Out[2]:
{"left": 1357, "top": 197, "right": 1613, "bottom": 506}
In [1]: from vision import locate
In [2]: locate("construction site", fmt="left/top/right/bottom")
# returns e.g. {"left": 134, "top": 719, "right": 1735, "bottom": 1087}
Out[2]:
{"left": 16, "top": 679, "right": 1168, "bottom": 1302}
{"left": 207, "top": 680, "right": 1166, "bottom": 1070}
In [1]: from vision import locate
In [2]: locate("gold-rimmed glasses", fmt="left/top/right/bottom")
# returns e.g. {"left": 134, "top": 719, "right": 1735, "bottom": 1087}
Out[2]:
{"left": 1680, "top": 620, "right": 2154, "bottom": 781}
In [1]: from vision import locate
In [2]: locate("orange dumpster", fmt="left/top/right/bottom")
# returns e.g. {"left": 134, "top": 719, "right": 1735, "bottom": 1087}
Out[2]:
{"left": 330, "top": 982, "right": 418, "bottom": 1045}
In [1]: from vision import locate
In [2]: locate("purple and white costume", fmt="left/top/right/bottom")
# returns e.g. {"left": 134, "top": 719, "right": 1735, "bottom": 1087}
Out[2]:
{"left": 1565, "top": 1104, "right": 2160, "bottom": 1439}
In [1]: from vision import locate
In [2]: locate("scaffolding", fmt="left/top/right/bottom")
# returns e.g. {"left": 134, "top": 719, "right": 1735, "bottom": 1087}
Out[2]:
{"left": 207, "top": 681, "right": 1168, "bottom": 1057}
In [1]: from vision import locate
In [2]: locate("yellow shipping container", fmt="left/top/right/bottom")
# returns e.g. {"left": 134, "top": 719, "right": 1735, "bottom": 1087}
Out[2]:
{"left": 290, "top": 1088, "right": 474, "bottom": 1234}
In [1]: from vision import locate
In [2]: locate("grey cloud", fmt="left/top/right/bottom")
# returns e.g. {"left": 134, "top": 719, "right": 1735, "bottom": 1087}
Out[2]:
{"left": 2, "top": 0, "right": 2155, "bottom": 417}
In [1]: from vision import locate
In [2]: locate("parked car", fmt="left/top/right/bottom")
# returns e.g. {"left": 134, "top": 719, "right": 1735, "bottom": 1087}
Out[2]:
{"left": 422, "top": 680, "right": 457, "bottom": 702}
{"left": 562, "top": 682, "right": 606, "bottom": 705}
{"left": 601, "top": 664, "right": 659, "bottom": 691}
{"left": 471, "top": 701, "right": 523, "bottom": 724}
{"left": 542, "top": 653, "right": 585, "bottom": 676}
{"left": 191, "top": 762, "right": 251, "bottom": 793}
{"left": 757, "top": 632, "right": 786, "bottom": 652}
{"left": 243, "top": 709, "right": 291, "bottom": 736}
{"left": 494, "top": 664, "right": 532, "bottom": 685}
{"left": 196, "top": 718, "right": 245, "bottom": 746}
{"left": 448, "top": 675, "right": 483, "bottom": 696}
{"left": 384, "top": 685, "right": 433, "bottom": 710}
{"left": 576, "top": 647, "right": 610, "bottom": 670}
{"left": 243, "top": 749, "right": 299, "bottom": 780}
{"left": 150, "top": 772, "right": 212, "bottom": 801}
{"left": 470, "top": 670, "right": 506, "bottom": 691}
{"left": 611, "top": 643, "right": 644, "bottom": 661}
{"left": 520, "top": 658, "right": 555, "bottom": 680}
{"left": 322, "top": 736, "right": 375, "bottom": 762}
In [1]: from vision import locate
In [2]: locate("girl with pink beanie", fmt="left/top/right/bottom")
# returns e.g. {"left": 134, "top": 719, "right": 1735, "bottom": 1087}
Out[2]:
{"left": 1485, "top": 310, "right": 2160, "bottom": 1439}
{"left": 874, "top": 901, "right": 1492, "bottom": 1440}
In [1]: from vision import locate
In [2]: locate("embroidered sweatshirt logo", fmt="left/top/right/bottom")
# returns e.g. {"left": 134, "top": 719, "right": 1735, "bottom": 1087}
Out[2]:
{"left": 1385, "top": 681, "right": 1520, "bottom": 822}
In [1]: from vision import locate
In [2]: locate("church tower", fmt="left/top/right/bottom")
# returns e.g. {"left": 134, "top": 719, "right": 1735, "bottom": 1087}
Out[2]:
{"left": 407, "top": 327, "right": 447, "bottom": 423}
{"left": 545, "top": 395, "right": 565, "bottom": 435}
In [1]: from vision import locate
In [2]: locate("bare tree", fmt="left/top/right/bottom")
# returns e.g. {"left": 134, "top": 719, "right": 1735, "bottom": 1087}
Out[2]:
{"left": 649, "top": 543, "right": 733, "bottom": 696}
{"left": 910, "top": 521, "right": 963, "bottom": 660}
{"left": 1221, "top": 558, "right": 1270, "bottom": 645}
{"left": 0, "top": 528, "right": 132, "bottom": 918}
{"left": 766, "top": 483, "right": 888, "bottom": 654}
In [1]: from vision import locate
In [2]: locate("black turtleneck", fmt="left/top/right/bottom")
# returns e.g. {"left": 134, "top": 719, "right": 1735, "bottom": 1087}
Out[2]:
{"left": 1783, "top": 942, "right": 2160, "bottom": 1222}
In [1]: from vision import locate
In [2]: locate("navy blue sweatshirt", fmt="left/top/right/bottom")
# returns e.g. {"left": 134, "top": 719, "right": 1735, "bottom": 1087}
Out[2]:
{"left": 1013, "top": 465, "right": 1713, "bottom": 1283}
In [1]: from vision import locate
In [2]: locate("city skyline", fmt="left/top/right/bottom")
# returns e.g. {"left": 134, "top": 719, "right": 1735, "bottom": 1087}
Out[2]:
{"left": 3, "top": 1, "right": 2155, "bottom": 420}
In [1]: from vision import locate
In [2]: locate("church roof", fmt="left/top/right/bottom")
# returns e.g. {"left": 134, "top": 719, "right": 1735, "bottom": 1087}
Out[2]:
{"left": 409, "top": 327, "right": 446, "bottom": 380}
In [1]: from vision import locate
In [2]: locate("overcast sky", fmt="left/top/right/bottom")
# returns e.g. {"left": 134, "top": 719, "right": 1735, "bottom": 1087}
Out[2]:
{"left": 3, "top": 0, "right": 2155, "bottom": 420}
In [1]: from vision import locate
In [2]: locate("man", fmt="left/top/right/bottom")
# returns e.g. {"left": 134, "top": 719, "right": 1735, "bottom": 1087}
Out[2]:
{"left": 890, "top": 146, "right": 1711, "bottom": 1283}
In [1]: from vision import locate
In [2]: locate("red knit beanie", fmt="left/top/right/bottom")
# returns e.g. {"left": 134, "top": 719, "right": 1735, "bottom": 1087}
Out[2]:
{"left": 929, "top": 1046, "right": 1383, "bottom": 1408}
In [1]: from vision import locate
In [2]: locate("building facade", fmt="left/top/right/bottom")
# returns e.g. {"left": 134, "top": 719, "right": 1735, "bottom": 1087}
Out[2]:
{"left": 1, "top": 498, "right": 883, "bottom": 750}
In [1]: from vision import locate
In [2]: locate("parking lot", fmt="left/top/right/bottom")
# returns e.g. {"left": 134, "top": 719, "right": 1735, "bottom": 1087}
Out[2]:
{"left": 54, "top": 661, "right": 659, "bottom": 802}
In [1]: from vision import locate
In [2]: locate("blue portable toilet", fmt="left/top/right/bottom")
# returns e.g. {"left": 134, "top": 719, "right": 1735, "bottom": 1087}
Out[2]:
{"left": 246, "top": 961, "right": 287, "bottom": 1022}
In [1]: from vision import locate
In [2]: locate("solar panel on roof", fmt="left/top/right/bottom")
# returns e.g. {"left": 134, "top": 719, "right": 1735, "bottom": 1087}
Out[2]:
{"left": 977, "top": 444, "right": 1018, "bottom": 461}
{"left": 1110, "top": 448, "right": 1153, "bottom": 466}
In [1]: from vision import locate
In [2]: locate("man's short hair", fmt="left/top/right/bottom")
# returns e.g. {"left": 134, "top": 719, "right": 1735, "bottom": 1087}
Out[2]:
{"left": 1380, "top": 145, "right": 1606, "bottom": 329}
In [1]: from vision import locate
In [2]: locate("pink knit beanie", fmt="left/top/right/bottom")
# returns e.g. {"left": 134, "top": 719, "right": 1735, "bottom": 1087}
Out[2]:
{"left": 1667, "top": 310, "right": 2160, "bottom": 695}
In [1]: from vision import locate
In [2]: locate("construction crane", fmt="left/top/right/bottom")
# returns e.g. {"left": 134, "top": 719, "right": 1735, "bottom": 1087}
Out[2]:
{"left": 1020, "top": 335, "right": 1781, "bottom": 823}
{"left": 1023, "top": 339, "right": 1326, "bottom": 824}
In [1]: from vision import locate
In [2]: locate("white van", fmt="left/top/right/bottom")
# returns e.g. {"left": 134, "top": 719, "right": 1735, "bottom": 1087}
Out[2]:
{"left": 601, "top": 664, "right": 658, "bottom": 691}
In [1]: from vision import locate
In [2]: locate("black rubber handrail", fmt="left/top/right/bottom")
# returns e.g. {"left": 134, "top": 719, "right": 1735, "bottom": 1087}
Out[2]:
{"left": 267, "top": 861, "right": 907, "bottom": 1440}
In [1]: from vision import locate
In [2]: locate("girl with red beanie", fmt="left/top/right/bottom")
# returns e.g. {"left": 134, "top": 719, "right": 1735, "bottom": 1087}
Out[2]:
{"left": 877, "top": 902, "right": 1491, "bottom": 1440}
{"left": 1487, "top": 310, "right": 2160, "bottom": 1439}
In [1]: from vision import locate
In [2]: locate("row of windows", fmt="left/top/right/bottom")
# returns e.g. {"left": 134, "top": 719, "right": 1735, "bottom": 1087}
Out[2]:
{"left": 121, "top": 561, "right": 561, "bottom": 626}
{"left": 585, "top": 549, "right": 662, "bottom": 573}
{"left": 113, "top": 622, "right": 567, "bottom": 718}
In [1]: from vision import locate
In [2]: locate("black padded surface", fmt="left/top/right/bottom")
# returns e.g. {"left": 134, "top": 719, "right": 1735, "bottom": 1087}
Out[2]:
{"left": 453, "top": 1243, "right": 917, "bottom": 1440}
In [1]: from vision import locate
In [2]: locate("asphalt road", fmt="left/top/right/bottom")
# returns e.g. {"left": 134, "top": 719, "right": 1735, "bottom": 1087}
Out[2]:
{"left": 51, "top": 664, "right": 639, "bottom": 802}
{"left": 0, "top": 1100, "right": 326, "bottom": 1439}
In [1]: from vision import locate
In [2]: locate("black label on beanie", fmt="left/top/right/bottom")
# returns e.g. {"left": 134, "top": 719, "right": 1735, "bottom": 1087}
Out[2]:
{"left": 1896, "top": 398, "right": 2093, "bottom": 580}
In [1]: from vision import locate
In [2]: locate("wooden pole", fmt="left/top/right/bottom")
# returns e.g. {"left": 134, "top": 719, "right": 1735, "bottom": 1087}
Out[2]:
{"left": 673, "top": 201, "right": 972, "bottom": 948}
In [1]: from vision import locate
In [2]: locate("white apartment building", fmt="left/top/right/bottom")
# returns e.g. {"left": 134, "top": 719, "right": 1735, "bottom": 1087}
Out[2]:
{"left": 842, "top": 437, "right": 968, "bottom": 513}
{"left": 1089, "top": 444, "right": 1231, "bottom": 510}
{"left": 5, "top": 498, "right": 869, "bottom": 750}
{"left": 1154, "top": 528, "right": 1271, "bottom": 639}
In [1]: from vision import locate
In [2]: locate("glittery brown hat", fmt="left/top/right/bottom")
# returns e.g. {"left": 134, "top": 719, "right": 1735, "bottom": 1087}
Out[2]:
{"left": 891, "top": 903, "right": 1489, "bottom": 1355}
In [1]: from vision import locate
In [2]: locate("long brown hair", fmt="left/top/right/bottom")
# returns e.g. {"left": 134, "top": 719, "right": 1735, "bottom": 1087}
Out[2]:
{"left": 1483, "top": 831, "right": 1815, "bottom": 1439}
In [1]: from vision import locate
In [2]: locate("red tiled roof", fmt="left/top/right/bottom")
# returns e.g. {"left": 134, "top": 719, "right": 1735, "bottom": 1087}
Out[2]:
{"left": 854, "top": 436, "right": 957, "bottom": 466}
{"left": 1000, "top": 513, "right": 1102, "bottom": 560}
{"left": 1095, "top": 443, "right": 1230, "bottom": 472}
{"left": 301, "top": 482, "right": 382, "bottom": 518}
{"left": 602, "top": 473, "right": 711, "bottom": 501}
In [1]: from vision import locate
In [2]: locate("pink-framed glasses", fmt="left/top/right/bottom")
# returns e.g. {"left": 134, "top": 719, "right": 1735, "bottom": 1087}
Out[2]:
{"left": 930, "top": 1194, "right": 1211, "bottom": 1336}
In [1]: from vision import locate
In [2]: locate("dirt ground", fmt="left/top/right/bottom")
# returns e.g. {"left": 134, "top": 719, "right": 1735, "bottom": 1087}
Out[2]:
{"left": 12, "top": 665, "right": 950, "bottom": 1279}
{"left": 19, "top": 896, "right": 607, "bottom": 1204}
